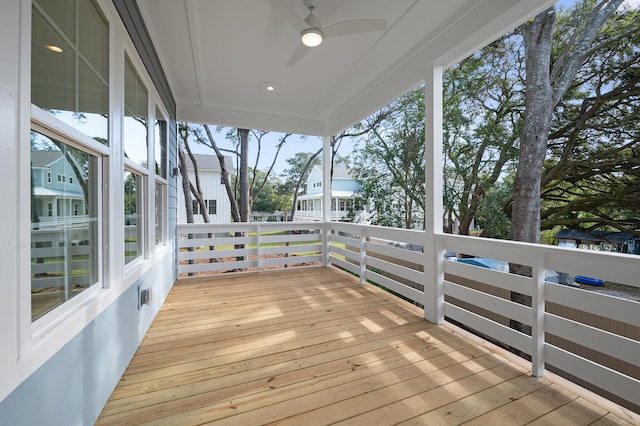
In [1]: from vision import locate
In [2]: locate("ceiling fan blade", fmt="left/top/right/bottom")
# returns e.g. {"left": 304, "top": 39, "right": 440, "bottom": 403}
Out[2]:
{"left": 323, "top": 19, "right": 387, "bottom": 37}
{"left": 286, "top": 42, "right": 309, "bottom": 67}
{"left": 265, "top": 0, "right": 306, "bottom": 33}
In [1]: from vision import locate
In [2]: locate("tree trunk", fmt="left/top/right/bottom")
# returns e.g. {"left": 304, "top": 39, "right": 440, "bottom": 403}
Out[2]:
{"left": 238, "top": 129, "right": 250, "bottom": 222}
{"left": 203, "top": 125, "right": 240, "bottom": 222}
{"left": 183, "top": 137, "right": 210, "bottom": 223}
{"left": 289, "top": 148, "right": 322, "bottom": 221}
{"left": 178, "top": 126, "right": 195, "bottom": 275}
{"left": 509, "top": 1, "right": 624, "bottom": 340}
{"left": 511, "top": 0, "right": 625, "bottom": 244}
{"left": 511, "top": 8, "right": 555, "bottom": 245}
{"left": 178, "top": 131, "right": 194, "bottom": 224}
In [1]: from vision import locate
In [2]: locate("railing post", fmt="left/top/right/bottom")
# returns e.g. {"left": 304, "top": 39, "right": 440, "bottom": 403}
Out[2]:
{"left": 359, "top": 226, "right": 366, "bottom": 285}
{"left": 256, "top": 224, "right": 261, "bottom": 272}
{"left": 323, "top": 222, "right": 331, "bottom": 267}
{"left": 531, "top": 253, "right": 545, "bottom": 377}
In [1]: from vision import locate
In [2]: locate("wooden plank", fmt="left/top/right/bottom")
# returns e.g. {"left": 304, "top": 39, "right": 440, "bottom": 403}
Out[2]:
{"left": 545, "top": 345, "right": 640, "bottom": 407}
{"left": 274, "top": 353, "right": 506, "bottom": 426}
{"left": 527, "top": 397, "right": 608, "bottom": 426}
{"left": 97, "top": 267, "right": 635, "bottom": 426}
{"left": 330, "top": 256, "right": 360, "bottom": 275}
{"left": 445, "top": 280, "right": 531, "bottom": 326}
{"left": 365, "top": 240, "right": 424, "bottom": 265}
{"left": 397, "top": 375, "right": 550, "bottom": 425}
{"left": 545, "top": 283, "right": 640, "bottom": 328}
{"left": 444, "top": 259, "right": 532, "bottom": 296}
{"left": 462, "top": 383, "right": 575, "bottom": 425}
{"left": 365, "top": 270, "right": 422, "bottom": 305}
{"left": 546, "top": 313, "right": 640, "bottom": 366}
{"left": 331, "top": 363, "right": 526, "bottom": 426}
{"left": 444, "top": 302, "right": 531, "bottom": 356}
{"left": 366, "top": 255, "right": 424, "bottom": 284}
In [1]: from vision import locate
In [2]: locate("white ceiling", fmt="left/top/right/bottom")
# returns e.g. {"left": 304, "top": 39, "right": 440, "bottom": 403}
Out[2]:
{"left": 137, "top": 0, "right": 556, "bottom": 136}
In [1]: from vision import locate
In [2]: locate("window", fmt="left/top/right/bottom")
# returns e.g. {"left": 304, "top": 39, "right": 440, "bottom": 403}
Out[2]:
{"left": 31, "top": 131, "right": 99, "bottom": 321}
{"left": 208, "top": 199, "right": 217, "bottom": 215}
{"left": 69, "top": 176, "right": 73, "bottom": 184}
{"left": 47, "top": 171, "right": 51, "bottom": 183}
{"left": 124, "top": 53, "right": 148, "bottom": 264}
{"left": 124, "top": 170, "right": 143, "bottom": 264}
{"left": 155, "top": 182, "right": 165, "bottom": 245}
{"left": 124, "top": 55, "right": 148, "bottom": 168}
{"left": 192, "top": 200, "right": 200, "bottom": 215}
{"left": 57, "top": 174, "right": 62, "bottom": 182}
{"left": 31, "top": 0, "right": 109, "bottom": 143}
{"left": 154, "top": 107, "right": 167, "bottom": 178}
{"left": 154, "top": 107, "right": 167, "bottom": 246}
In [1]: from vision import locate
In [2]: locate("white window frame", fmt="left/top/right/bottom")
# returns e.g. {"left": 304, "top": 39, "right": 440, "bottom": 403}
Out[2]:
{"left": 123, "top": 49, "right": 150, "bottom": 269}
{"left": 153, "top": 104, "right": 168, "bottom": 247}
{"left": 27, "top": 109, "right": 108, "bottom": 341}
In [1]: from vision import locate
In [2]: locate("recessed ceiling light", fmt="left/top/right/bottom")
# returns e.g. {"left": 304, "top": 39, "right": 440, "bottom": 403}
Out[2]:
{"left": 260, "top": 82, "right": 279, "bottom": 92}
{"left": 45, "top": 45, "right": 63, "bottom": 53}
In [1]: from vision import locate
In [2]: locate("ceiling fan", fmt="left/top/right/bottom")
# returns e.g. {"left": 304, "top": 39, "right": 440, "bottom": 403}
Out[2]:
{"left": 267, "top": 0, "right": 387, "bottom": 66}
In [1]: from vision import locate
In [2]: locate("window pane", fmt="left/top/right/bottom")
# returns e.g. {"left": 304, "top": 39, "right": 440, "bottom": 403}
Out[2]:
{"left": 124, "top": 56, "right": 148, "bottom": 168}
{"left": 31, "top": 131, "right": 99, "bottom": 321}
{"left": 155, "top": 107, "right": 167, "bottom": 178}
{"left": 124, "top": 170, "right": 144, "bottom": 264}
{"left": 155, "top": 182, "right": 165, "bottom": 245}
{"left": 31, "top": 0, "right": 108, "bottom": 143}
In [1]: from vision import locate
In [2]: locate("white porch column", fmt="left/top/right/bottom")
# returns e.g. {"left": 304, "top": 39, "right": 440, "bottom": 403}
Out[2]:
{"left": 322, "top": 136, "right": 333, "bottom": 266}
{"left": 424, "top": 64, "right": 444, "bottom": 324}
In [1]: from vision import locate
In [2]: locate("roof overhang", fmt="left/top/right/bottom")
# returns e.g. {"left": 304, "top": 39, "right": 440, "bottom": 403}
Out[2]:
{"left": 137, "top": 0, "right": 556, "bottom": 136}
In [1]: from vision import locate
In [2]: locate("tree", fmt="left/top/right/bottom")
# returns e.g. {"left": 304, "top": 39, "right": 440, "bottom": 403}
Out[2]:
{"left": 282, "top": 150, "right": 322, "bottom": 221}
{"left": 539, "top": 5, "right": 640, "bottom": 234}
{"left": 350, "top": 90, "right": 425, "bottom": 228}
{"left": 511, "top": 0, "right": 626, "bottom": 244}
{"left": 177, "top": 124, "right": 195, "bottom": 223}
{"left": 444, "top": 35, "right": 523, "bottom": 235}
{"left": 197, "top": 125, "right": 291, "bottom": 222}
{"left": 238, "top": 128, "right": 250, "bottom": 222}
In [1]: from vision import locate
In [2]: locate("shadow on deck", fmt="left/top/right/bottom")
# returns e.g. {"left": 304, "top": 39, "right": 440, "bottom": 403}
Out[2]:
{"left": 97, "top": 267, "right": 636, "bottom": 425}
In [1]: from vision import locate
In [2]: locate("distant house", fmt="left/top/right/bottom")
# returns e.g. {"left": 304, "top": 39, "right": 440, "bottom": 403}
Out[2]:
{"left": 295, "top": 165, "right": 366, "bottom": 222}
{"left": 31, "top": 150, "right": 86, "bottom": 229}
{"left": 177, "top": 154, "right": 233, "bottom": 223}
{"left": 554, "top": 228, "right": 639, "bottom": 255}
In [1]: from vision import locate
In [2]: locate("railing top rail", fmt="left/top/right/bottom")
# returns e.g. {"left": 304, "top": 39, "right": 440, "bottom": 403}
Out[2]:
{"left": 438, "top": 233, "right": 639, "bottom": 288}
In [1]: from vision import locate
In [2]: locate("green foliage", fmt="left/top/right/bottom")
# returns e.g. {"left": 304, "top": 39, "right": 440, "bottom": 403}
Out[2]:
{"left": 280, "top": 152, "right": 321, "bottom": 196}
{"left": 349, "top": 90, "right": 425, "bottom": 228}
{"left": 540, "top": 4, "right": 640, "bottom": 234}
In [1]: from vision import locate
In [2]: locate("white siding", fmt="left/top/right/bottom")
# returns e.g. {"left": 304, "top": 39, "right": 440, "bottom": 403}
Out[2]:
{"left": 177, "top": 168, "right": 232, "bottom": 223}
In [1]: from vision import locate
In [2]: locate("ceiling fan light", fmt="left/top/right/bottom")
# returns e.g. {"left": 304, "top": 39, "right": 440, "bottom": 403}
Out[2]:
{"left": 301, "top": 28, "right": 323, "bottom": 47}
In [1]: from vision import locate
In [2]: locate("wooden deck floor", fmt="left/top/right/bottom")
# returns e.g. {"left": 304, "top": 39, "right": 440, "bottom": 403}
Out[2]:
{"left": 97, "top": 267, "right": 635, "bottom": 425}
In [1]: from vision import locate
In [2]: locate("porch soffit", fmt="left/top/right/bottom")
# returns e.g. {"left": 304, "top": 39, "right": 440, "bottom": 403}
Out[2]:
{"left": 137, "top": 0, "right": 556, "bottom": 137}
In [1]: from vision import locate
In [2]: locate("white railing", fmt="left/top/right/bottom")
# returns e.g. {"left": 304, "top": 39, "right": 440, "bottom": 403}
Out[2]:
{"left": 294, "top": 210, "right": 351, "bottom": 220}
{"left": 175, "top": 220, "right": 639, "bottom": 411}
{"left": 31, "top": 228, "right": 94, "bottom": 290}
{"left": 177, "top": 222, "right": 325, "bottom": 275}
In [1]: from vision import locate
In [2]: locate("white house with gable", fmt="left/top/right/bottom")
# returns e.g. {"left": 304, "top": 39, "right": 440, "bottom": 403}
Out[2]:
{"left": 177, "top": 154, "right": 233, "bottom": 223}
{"left": 295, "top": 165, "right": 367, "bottom": 222}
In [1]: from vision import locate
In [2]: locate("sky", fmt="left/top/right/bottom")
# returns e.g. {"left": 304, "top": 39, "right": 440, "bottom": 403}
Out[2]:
{"left": 189, "top": 126, "right": 360, "bottom": 176}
